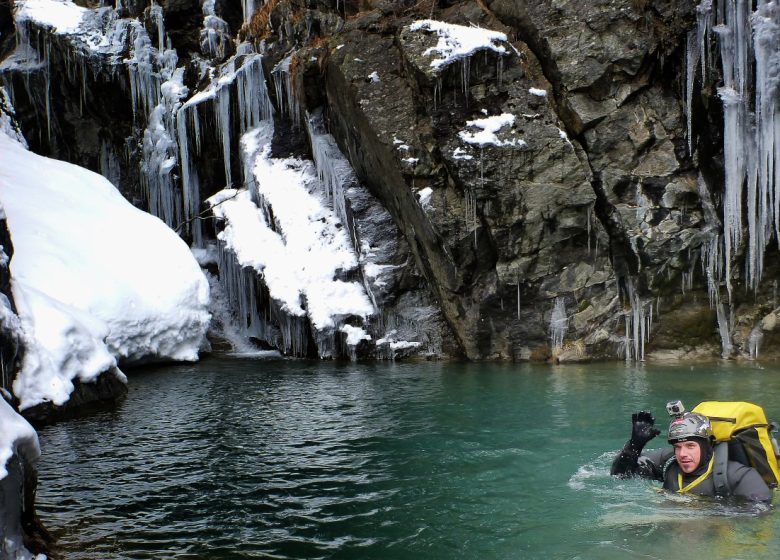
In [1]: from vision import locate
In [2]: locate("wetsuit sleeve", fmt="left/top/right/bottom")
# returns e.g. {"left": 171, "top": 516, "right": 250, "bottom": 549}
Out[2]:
{"left": 611, "top": 440, "right": 644, "bottom": 477}
{"left": 728, "top": 462, "right": 773, "bottom": 504}
{"left": 611, "top": 446, "right": 667, "bottom": 480}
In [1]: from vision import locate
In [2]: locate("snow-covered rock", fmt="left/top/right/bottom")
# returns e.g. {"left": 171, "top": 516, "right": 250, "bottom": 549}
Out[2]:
{"left": 0, "top": 131, "right": 210, "bottom": 410}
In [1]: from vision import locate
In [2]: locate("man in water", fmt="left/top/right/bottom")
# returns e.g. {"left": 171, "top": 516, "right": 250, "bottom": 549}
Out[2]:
{"left": 611, "top": 409, "right": 773, "bottom": 503}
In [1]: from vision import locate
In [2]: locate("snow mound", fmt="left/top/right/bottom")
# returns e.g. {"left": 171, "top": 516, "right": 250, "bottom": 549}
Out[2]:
{"left": 0, "top": 131, "right": 210, "bottom": 409}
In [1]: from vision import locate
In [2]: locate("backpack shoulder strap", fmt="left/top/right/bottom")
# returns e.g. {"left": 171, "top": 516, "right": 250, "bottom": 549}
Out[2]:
{"left": 713, "top": 441, "right": 730, "bottom": 497}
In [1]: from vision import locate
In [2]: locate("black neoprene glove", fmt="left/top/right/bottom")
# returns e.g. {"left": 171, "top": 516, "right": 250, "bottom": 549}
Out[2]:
{"left": 611, "top": 410, "right": 661, "bottom": 477}
{"left": 629, "top": 410, "right": 661, "bottom": 451}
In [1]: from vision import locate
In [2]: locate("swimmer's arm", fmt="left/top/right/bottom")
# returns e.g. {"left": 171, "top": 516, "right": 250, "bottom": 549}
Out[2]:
{"left": 611, "top": 410, "right": 662, "bottom": 479}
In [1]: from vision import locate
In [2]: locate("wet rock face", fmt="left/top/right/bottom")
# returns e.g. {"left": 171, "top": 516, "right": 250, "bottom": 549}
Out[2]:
{"left": 323, "top": 14, "right": 617, "bottom": 359}
{"left": 21, "top": 371, "right": 128, "bottom": 427}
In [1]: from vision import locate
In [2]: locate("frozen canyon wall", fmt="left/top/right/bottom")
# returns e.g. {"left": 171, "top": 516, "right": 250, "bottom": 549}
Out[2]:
{"left": 3, "top": 0, "right": 780, "bottom": 363}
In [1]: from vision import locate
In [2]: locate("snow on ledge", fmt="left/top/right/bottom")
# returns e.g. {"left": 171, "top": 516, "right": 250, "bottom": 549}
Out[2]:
{"left": 409, "top": 19, "right": 507, "bottom": 70}
{"left": 14, "top": 0, "right": 87, "bottom": 33}
{"left": 458, "top": 113, "right": 526, "bottom": 148}
{"left": 251, "top": 141, "right": 373, "bottom": 331}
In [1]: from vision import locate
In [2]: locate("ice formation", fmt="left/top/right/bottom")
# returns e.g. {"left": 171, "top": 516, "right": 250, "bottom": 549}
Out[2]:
{"left": 622, "top": 278, "right": 653, "bottom": 363}
{"left": 272, "top": 52, "right": 301, "bottom": 128}
{"left": 209, "top": 120, "right": 376, "bottom": 358}
{"left": 689, "top": 0, "right": 780, "bottom": 295}
{"left": 549, "top": 297, "right": 568, "bottom": 352}
{"left": 409, "top": 19, "right": 509, "bottom": 107}
{"left": 177, "top": 52, "right": 273, "bottom": 246}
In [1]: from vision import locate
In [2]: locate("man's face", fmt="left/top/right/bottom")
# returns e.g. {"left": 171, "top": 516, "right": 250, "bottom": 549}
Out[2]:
{"left": 674, "top": 440, "right": 702, "bottom": 473}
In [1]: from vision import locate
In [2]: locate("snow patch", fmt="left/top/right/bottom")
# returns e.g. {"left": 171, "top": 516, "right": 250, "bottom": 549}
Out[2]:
{"left": 340, "top": 324, "right": 371, "bottom": 346}
{"left": 417, "top": 187, "right": 433, "bottom": 209}
{"left": 410, "top": 19, "right": 507, "bottom": 70}
{"left": 459, "top": 113, "right": 526, "bottom": 148}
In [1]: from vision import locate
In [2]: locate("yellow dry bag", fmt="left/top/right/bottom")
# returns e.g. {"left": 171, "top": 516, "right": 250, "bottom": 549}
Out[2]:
{"left": 693, "top": 401, "right": 780, "bottom": 488}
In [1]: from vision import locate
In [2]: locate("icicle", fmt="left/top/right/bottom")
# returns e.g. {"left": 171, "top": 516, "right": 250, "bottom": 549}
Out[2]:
{"left": 460, "top": 57, "right": 470, "bottom": 108}
{"left": 99, "top": 138, "right": 122, "bottom": 188}
{"left": 127, "top": 23, "right": 163, "bottom": 124}
{"left": 465, "top": 188, "right": 477, "bottom": 243}
{"left": 685, "top": 29, "right": 700, "bottom": 156}
{"left": 697, "top": 0, "right": 713, "bottom": 83}
{"left": 43, "top": 37, "right": 51, "bottom": 145}
{"left": 216, "top": 86, "right": 233, "bottom": 187}
{"left": 141, "top": 104, "right": 183, "bottom": 228}
{"left": 201, "top": 16, "right": 229, "bottom": 60}
{"left": 718, "top": 87, "right": 745, "bottom": 299}
{"left": 217, "top": 239, "right": 298, "bottom": 354}
{"left": 516, "top": 280, "right": 521, "bottom": 320}
{"left": 586, "top": 203, "right": 592, "bottom": 254}
{"left": 752, "top": 2, "right": 780, "bottom": 246}
{"left": 748, "top": 325, "right": 763, "bottom": 359}
{"left": 716, "top": 302, "right": 733, "bottom": 357}
{"left": 150, "top": 4, "right": 165, "bottom": 53}
{"left": 241, "top": 0, "right": 255, "bottom": 25}
{"left": 237, "top": 54, "right": 274, "bottom": 131}
{"left": 176, "top": 104, "right": 202, "bottom": 246}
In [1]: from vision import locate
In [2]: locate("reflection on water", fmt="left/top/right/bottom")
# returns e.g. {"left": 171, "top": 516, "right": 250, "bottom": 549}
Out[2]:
{"left": 36, "top": 359, "right": 780, "bottom": 559}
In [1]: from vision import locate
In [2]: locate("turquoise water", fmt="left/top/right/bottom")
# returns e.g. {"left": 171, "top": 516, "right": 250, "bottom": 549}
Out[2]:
{"left": 36, "top": 358, "right": 780, "bottom": 559}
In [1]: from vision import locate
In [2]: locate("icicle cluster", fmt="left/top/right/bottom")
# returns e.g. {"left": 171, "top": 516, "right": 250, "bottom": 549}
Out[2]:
{"left": 177, "top": 52, "right": 274, "bottom": 246}
{"left": 200, "top": 16, "right": 231, "bottom": 61}
{"left": 272, "top": 53, "right": 301, "bottom": 129}
{"left": 622, "top": 278, "right": 653, "bottom": 362}
{"left": 126, "top": 18, "right": 191, "bottom": 236}
{"left": 689, "top": 0, "right": 780, "bottom": 295}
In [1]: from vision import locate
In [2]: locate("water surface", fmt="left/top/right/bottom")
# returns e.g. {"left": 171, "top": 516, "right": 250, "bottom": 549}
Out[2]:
{"left": 37, "top": 358, "right": 780, "bottom": 558}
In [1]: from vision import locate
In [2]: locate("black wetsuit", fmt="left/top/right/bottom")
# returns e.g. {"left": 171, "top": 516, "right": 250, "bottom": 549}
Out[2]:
{"left": 612, "top": 445, "right": 773, "bottom": 503}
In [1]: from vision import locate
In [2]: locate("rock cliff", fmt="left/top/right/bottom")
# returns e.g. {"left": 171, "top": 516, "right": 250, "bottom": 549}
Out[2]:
{"left": 3, "top": 0, "right": 780, "bottom": 362}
